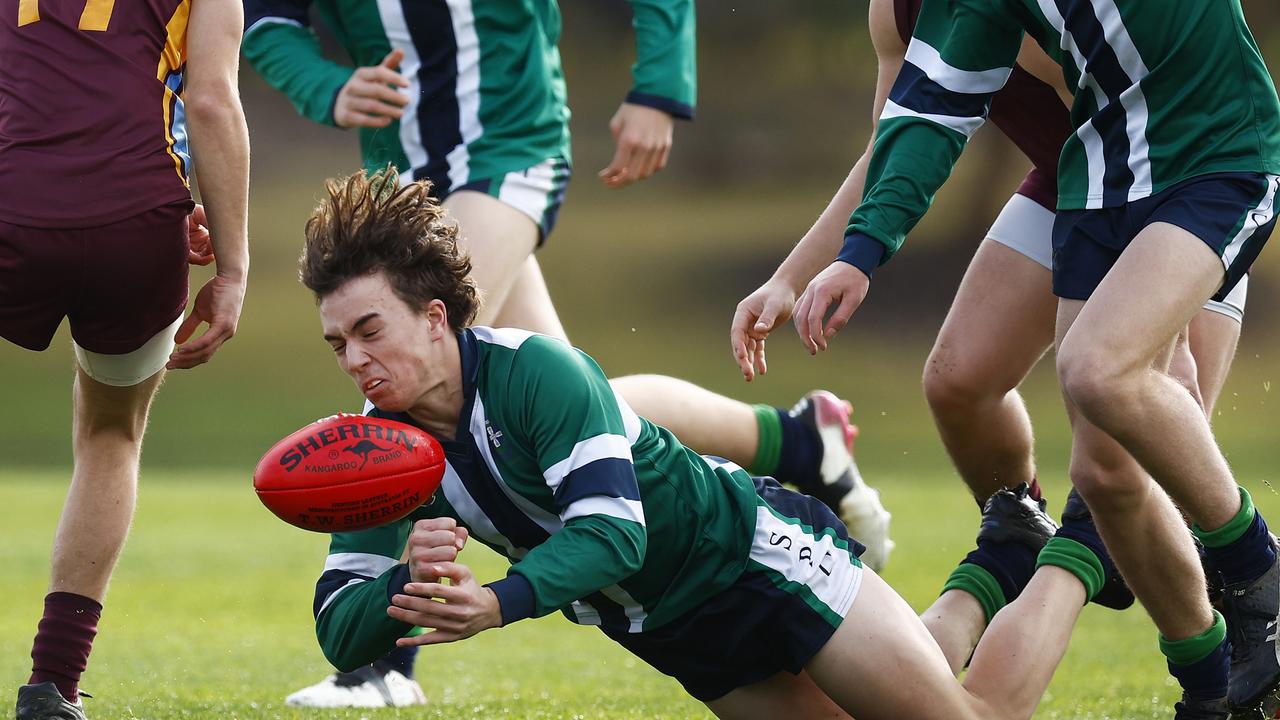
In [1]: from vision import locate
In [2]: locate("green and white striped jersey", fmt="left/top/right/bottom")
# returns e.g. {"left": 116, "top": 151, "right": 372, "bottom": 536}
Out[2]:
{"left": 242, "top": 0, "right": 695, "bottom": 194}
{"left": 312, "top": 328, "right": 758, "bottom": 672}
{"left": 838, "top": 0, "right": 1280, "bottom": 275}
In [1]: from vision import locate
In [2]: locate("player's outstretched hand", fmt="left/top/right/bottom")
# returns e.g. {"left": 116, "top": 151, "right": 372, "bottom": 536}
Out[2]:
{"left": 599, "top": 102, "right": 673, "bottom": 188}
{"left": 406, "top": 517, "right": 469, "bottom": 583}
{"left": 389, "top": 562, "right": 503, "bottom": 646}
{"left": 166, "top": 272, "right": 246, "bottom": 370}
{"left": 334, "top": 49, "right": 411, "bottom": 129}
{"left": 730, "top": 278, "right": 800, "bottom": 382}
{"left": 187, "top": 204, "right": 215, "bottom": 266}
{"left": 793, "top": 262, "right": 870, "bottom": 355}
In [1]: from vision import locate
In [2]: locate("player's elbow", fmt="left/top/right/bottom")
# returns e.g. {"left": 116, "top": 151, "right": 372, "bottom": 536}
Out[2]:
{"left": 183, "top": 84, "right": 245, "bottom": 127}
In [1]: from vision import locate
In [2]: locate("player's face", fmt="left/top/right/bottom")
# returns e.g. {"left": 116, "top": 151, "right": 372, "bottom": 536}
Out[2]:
{"left": 319, "top": 272, "right": 452, "bottom": 412}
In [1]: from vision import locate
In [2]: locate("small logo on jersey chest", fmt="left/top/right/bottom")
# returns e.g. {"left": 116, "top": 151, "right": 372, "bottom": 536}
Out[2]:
{"left": 486, "top": 423, "right": 504, "bottom": 449}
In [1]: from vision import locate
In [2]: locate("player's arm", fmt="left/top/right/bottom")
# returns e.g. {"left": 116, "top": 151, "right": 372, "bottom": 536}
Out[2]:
{"left": 731, "top": 0, "right": 905, "bottom": 377}
{"left": 241, "top": 0, "right": 409, "bottom": 128}
{"left": 313, "top": 520, "right": 425, "bottom": 671}
{"left": 489, "top": 338, "right": 647, "bottom": 625}
{"left": 168, "top": 0, "right": 250, "bottom": 371}
{"left": 795, "top": 0, "right": 1024, "bottom": 350}
{"left": 599, "top": 0, "right": 696, "bottom": 188}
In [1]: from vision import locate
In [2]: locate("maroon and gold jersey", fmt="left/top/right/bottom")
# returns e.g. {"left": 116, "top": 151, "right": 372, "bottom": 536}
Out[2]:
{"left": 894, "top": 0, "right": 1071, "bottom": 210}
{"left": 0, "top": 0, "right": 193, "bottom": 228}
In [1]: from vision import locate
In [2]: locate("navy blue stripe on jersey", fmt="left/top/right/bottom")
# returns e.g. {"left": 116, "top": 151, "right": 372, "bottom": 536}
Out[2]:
{"left": 890, "top": 61, "right": 993, "bottom": 122}
{"left": 1053, "top": 0, "right": 1135, "bottom": 205}
{"left": 579, "top": 590, "right": 634, "bottom": 634}
{"left": 553, "top": 458, "right": 642, "bottom": 510}
{"left": 314, "top": 569, "right": 365, "bottom": 618}
{"left": 625, "top": 91, "right": 695, "bottom": 121}
{"left": 403, "top": 0, "right": 461, "bottom": 190}
{"left": 243, "top": 0, "right": 308, "bottom": 29}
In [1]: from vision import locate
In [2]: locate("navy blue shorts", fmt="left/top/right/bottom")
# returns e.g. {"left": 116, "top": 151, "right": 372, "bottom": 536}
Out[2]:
{"left": 1052, "top": 172, "right": 1278, "bottom": 302}
{"left": 603, "top": 475, "right": 866, "bottom": 702}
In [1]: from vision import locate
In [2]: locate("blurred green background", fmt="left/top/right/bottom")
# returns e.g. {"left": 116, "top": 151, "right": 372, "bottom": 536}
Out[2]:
{"left": 3, "top": 2, "right": 1280, "bottom": 716}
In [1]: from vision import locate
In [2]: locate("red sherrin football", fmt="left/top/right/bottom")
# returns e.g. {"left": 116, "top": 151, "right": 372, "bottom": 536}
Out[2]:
{"left": 253, "top": 414, "right": 446, "bottom": 533}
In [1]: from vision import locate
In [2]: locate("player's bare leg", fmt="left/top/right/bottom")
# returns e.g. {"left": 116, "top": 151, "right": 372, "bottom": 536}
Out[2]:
{"left": 613, "top": 375, "right": 760, "bottom": 464}
{"left": 923, "top": 240, "right": 1054, "bottom": 502}
{"left": 490, "top": 255, "right": 567, "bottom": 339}
{"left": 441, "top": 190, "right": 542, "bottom": 330}
{"left": 1186, "top": 307, "right": 1243, "bottom": 417}
{"left": 710, "top": 565, "right": 1087, "bottom": 720}
{"left": 23, "top": 367, "right": 164, "bottom": 715}
{"left": 1056, "top": 222, "right": 1276, "bottom": 710}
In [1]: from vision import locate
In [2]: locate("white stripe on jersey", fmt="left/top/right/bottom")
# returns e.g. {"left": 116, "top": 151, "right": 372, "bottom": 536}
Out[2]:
{"left": 445, "top": 0, "right": 483, "bottom": 188}
{"left": 1089, "top": 0, "right": 1153, "bottom": 199}
{"left": 609, "top": 386, "right": 643, "bottom": 444}
{"left": 562, "top": 496, "right": 645, "bottom": 525}
{"left": 243, "top": 16, "right": 303, "bottom": 38}
{"left": 375, "top": 0, "right": 428, "bottom": 181}
{"left": 750, "top": 505, "right": 862, "bottom": 620}
{"left": 881, "top": 99, "right": 984, "bottom": 138}
{"left": 541, "top": 433, "right": 634, "bottom": 491}
{"left": 1223, "top": 175, "right": 1280, "bottom": 268}
{"left": 318, "top": 578, "right": 365, "bottom": 615}
{"left": 469, "top": 395, "right": 563, "bottom": 534}
{"left": 324, "top": 552, "right": 399, "bottom": 578}
{"left": 1076, "top": 119, "right": 1108, "bottom": 209}
{"left": 904, "top": 41, "right": 1012, "bottom": 94}
{"left": 598, "top": 584, "right": 649, "bottom": 633}
{"left": 438, "top": 461, "right": 526, "bottom": 559}
{"left": 471, "top": 326, "right": 539, "bottom": 350}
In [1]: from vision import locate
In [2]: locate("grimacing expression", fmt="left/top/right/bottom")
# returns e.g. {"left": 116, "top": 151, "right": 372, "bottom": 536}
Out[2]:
{"left": 319, "top": 272, "right": 445, "bottom": 412}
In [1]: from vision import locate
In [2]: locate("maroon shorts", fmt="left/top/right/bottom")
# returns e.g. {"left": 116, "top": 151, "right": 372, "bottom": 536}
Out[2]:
{"left": 0, "top": 201, "right": 192, "bottom": 354}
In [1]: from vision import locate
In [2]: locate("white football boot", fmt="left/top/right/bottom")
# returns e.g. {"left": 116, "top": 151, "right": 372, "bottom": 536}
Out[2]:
{"left": 284, "top": 666, "right": 426, "bottom": 708}
{"left": 790, "top": 390, "right": 894, "bottom": 572}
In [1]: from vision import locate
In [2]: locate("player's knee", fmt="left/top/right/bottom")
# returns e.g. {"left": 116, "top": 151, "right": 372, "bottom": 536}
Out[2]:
{"left": 922, "top": 347, "right": 1003, "bottom": 415}
{"left": 1056, "top": 347, "right": 1127, "bottom": 423}
{"left": 1068, "top": 454, "right": 1148, "bottom": 513}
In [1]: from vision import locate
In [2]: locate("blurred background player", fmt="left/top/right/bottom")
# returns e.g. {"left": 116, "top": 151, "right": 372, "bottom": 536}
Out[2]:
{"left": 0, "top": 0, "right": 251, "bottom": 716}
{"left": 732, "top": 0, "right": 1251, "bottom": 708}
{"left": 241, "top": 0, "right": 889, "bottom": 705}
{"left": 761, "top": 0, "right": 1279, "bottom": 715}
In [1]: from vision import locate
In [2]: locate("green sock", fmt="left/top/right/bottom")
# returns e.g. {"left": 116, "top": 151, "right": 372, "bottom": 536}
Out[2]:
{"left": 1192, "top": 486, "right": 1254, "bottom": 548}
{"left": 1037, "top": 537, "right": 1105, "bottom": 601}
{"left": 749, "top": 404, "right": 781, "bottom": 477}
{"left": 1160, "top": 611, "right": 1227, "bottom": 665}
{"left": 942, "top": 563, "right": 1006, "bottom": 624}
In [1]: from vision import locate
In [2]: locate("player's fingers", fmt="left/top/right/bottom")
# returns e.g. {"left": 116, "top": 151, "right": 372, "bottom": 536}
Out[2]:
{"left": 792, "top": 292, "right": 817, "bottom": 355}
{"left": 424, "top": 561, "right": 472, "bottom": 585}
{"left": 598, "top": 144, "right": 635, "bottom": 187}
{"left": 341, "top": 111, "right": 393, "bottom": 129}
{"left": 753, "top": 338, "right": 768, "bottom": 377}
{"left": 187, "top": 249, "right": 215, "bottom": 266}
{"left": 366, "top": 66, "right": 410, "bottom": 89}
{"left": 350, "top": 98, "right": 404, "bottom": 119}
{"left": 409, "top": 546, "right": 458, "bottom": 567}
{"left": 824, "top": 291, "right": 861, "bottom": 341}
{"left": 172, "top": 311, "right": 204, "bottom": 345}
{"left": 807, "top": 288, "right": 834, "bottom": 353}
{"left": 380, "top": 48, "right": 405, "bottom": 72}
{"left": 365, "top": 83, "right": 411, "bottom": 107}
{"left": 411, "top": 528, "right": 460, "bottom": 549}
{"left": 414, "top": 517, "right": 458, "bottom": 533}
{"left": 656, "top": 143, "right": 671, "bottom": 173}
{"left": 190, "top": 204, "right": 208, "bottom": 226}
{"left": 398, "top": 629, "right": 459, "bottom": 647}
{"left": 454, "top": 526, "right": 469, "bottom": 548}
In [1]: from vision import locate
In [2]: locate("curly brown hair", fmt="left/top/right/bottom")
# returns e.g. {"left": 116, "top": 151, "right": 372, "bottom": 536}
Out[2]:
{"left": 300, "top": 168, "right": 479, "bottom": 329}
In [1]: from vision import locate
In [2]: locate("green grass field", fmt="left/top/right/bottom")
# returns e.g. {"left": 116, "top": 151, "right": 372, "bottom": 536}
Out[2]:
{"left": 6, "top": 469, "right": 1278, "bottom": 719}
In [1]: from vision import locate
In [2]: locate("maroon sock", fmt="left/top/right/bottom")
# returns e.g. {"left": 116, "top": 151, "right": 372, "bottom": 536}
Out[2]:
{"left": 29, "top": 592, "right": 102, "bottom": 702}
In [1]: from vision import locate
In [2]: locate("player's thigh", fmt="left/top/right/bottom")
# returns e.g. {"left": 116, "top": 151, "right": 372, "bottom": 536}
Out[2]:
{"left": 804, "top": 570, "right": 983, "bottom": 720}
{"left": 490, "top": 255, "right": 567, "bottom": 339}
{"left": 705, "top": 671, "right": 849, "bottom": 720}
{"left": 1189, "top": 282, "right": 1245, "bottom": 416}
{"left": 442, "top": 190, "right": 539, "bottom": 311}
{"left": 928, "top": 221, "right": 1055, "bottom": 395}
{"left": 74, "top": 364, "right": 165, "bottom": 436}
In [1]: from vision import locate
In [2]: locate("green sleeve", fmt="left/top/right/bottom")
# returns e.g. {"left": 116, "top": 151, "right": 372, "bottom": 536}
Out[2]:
{"left": 624, "top": 0, "right": 696, "bottom": 119}
{"left": 242, "top": 20, "right": 353, "bottom": 127}
{"left": 312, "top": 521, "right": 415, "bottom": 671}
{"left": 838, "top": 0, "right": 1023, "bottom": 275}
{"left": 485, "top": 337, "right": 648, "bottom": 624}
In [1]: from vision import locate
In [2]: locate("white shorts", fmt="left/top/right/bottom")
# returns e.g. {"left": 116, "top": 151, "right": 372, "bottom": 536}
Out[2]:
{"left": 73, "top": 314, "right": 180, "bottom": 387}
{"left": 985, "top": 193, "right": 1247, "bottom": 323}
